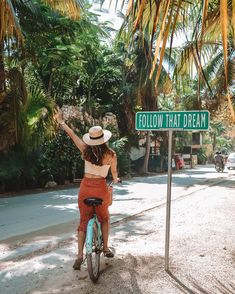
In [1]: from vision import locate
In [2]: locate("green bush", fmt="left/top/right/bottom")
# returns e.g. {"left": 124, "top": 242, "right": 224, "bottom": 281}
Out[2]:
{"left": 0, "top": 132, "right": 131, "bottom": 193}
{"left": 39, "top": 130, "right": 84, "bottom": 184}
{"left": 197, "top": 148, "right": 208, "bottom": 164}
{"left": 0, "top": 148, "right": 40, "bottom": 192}
{"left": 110, "top": 137, "right": 131, "bottom": 177}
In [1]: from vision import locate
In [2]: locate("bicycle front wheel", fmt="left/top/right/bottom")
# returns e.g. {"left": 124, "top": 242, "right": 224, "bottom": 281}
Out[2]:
{"left": 87, "top": 222, "right": 101, "bottom": 283}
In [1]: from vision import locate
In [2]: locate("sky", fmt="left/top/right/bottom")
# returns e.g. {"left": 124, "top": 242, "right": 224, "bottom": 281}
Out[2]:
{"left": 91, "top": 0, "right": 125, "bottom": 31}
{"left": 90, "top": 1, "right": 186, "bottom": 47}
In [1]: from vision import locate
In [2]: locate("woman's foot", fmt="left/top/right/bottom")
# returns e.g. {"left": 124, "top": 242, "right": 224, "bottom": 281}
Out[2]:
{"left": 103, "top": 248, "right": 114, "bottom": 258}
{"left": 73, "top": 256, "right": 83, "bottom": 270}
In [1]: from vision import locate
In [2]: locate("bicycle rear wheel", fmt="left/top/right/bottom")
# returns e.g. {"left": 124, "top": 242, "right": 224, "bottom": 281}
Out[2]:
{"left": 87, "top": 222, "right": 101, "bottom": 283}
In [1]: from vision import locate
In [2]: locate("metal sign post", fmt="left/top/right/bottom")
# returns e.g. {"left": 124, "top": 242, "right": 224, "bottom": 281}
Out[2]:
{"left": 135, "top": 110, "right": 210, "bottom": 272}
{"left": 165, "top": 130, "right": 173, "bottom": 271}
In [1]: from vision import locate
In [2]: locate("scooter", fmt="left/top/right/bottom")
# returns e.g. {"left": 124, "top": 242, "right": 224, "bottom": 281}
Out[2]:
{"left": 215, "top": 162, "right": 224, "bottom": 172}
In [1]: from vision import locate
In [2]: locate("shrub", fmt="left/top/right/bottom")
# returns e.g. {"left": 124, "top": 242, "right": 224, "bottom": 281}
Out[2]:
{"left": 110, "top": 137, "right": 131, "bottom": 177}
{"left": 39, "top": 130, "right": 84, "bottom": 184}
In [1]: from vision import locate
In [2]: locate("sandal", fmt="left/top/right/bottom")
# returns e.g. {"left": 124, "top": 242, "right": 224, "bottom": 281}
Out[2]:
{"left": 73, "top": 257, "right": 83, "bottom": 270}
{"left": 103, "top": 249, "right": 114, "bottom": 258}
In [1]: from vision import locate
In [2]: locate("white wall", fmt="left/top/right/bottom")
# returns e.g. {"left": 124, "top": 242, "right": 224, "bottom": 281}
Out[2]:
{"left": 130, "top": 147, "right": 146, "bottom": 161}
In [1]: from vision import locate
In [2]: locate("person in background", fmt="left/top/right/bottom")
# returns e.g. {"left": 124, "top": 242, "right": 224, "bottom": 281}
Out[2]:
{"left": 214, "top": 151, "right": 224, "bottom": 169}
{"left": 54, "top": 108, "right": 120, "bottom": 270}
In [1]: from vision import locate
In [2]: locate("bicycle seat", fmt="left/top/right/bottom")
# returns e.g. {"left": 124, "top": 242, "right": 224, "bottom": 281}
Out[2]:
{"left": 84, "top": 197, "right": 103, "bottom": 206}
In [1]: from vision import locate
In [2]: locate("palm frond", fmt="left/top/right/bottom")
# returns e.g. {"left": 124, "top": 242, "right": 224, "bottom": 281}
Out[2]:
{"left": 150, "top": 0, "right": 171, "bottom": 78}
{"left": 0, "top": 0, "right": 23, "bottom": 41}
{"left": 42, "top": 0, "right": 81, "bottom": 20}
{"left": 19, "top": 86, "right": 55, "bottom": 150}
{"left": 220, "top": 0, "right": 228, "bottom": 88}
{"left": 233, "top": 0, "right": 235, "bottom": 46}
{"left": 203, "top": 51, "right": 224, "bottom": 81}
{"left": 155, "top": 2, "right": 174, "bottom": 88}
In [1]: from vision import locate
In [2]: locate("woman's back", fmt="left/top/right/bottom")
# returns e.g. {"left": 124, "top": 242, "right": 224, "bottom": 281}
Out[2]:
{"left": 84, "top": 159, "right": 111, "bottom": 178}
{"left": 84, "top": 149, "right": 114, "bottom": 178}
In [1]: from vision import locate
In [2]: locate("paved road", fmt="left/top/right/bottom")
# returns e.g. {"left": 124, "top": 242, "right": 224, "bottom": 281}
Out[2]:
{"left": 0, "top": 166, "right": 234, "bottom": 294}
{"left": 0, "top": 165, "right": 231, "bottom": 242}
{"left": 0, "top": 165, "right": 233, "bottom": 261}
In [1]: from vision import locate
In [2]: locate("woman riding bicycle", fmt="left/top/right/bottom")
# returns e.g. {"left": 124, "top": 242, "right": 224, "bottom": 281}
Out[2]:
{"left": 54, "top": 108, "right": 119, "bottom": 270}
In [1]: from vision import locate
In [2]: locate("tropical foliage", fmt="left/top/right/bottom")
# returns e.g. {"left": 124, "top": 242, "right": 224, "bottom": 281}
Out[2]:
{"left": 0, "top": 0, "right": 234, "bottom": 192}
{"left": 117, "top": 0, "right": 235, "bottom": 121}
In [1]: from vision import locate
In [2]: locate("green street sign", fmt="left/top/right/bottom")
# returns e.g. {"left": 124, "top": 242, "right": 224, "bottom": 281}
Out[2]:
{"left": 135, "top": 111, "right": 210, "bottom": 131}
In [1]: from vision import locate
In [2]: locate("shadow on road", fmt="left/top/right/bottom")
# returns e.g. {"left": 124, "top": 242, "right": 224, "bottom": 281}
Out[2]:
{"left": 168, "top": 270, "right": 235, "bottom": 294}
{"left": 118, "top": 165, "right": 232, "bottom": 192}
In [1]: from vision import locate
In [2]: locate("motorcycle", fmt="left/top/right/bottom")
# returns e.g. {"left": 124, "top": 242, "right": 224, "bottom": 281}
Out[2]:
{"left": 215, "top": 162, "right": 224, "bottom": 172}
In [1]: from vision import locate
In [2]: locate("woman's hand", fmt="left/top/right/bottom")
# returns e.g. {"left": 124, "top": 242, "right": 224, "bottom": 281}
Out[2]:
{"left": 113, "top": 177, "right": 121, "bottom": 184}
{"left": 53, "top": 106, "right": 85, "bottom": 153}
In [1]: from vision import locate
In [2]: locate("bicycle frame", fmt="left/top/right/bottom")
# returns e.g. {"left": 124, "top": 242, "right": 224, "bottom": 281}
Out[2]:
{"left": 86, "top": 213, "right": 102, "bottom": 255}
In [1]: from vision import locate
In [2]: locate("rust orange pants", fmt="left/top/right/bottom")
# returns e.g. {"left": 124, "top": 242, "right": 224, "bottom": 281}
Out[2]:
{"left": 78, "top": 177, "right": 110, "bottom": 232}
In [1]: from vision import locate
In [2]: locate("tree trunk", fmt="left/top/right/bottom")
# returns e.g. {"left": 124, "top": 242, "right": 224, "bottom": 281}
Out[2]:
{"left": 197, "top": 73, "right": 201, "bottom": 109}
{"left": 226, "top": 92, "right": 235, "bottom": 123}
{"left": 0, "top": 42, "right": 6, "bottom": 103}
{"left": 140, "top": 86, "right": 158, "bottom": 174}
{"left": 213, "top": 133, "right": 216, "bottom": 151}
{"left": 140, "top": 131, "right": 151, "bottom": 174}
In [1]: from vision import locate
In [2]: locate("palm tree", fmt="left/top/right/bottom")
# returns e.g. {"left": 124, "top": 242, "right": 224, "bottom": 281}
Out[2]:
{"left": 105, "top": 0, "right": 235, "bottom": 122}
{"left": 172, "top": 4, "right": 235, "bottom": 120}
{"left": 115, "top": 21, "right": 172, "bottom": 172}
{"left": 0, "top": 0, "right": 82, "bottom": 102}
{"left": 209, "top": 121, "right": 226, "bottom": 151}
{"left": 0, "top": 0, "right": 81, "bottom": 42}
{"left": 0, "top": 0, "right": 84, "bottom": 151}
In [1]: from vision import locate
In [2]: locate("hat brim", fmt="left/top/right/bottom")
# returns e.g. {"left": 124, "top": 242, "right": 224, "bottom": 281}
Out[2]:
{"left": 82, "top": 130, "right": 112, "bottom": 146}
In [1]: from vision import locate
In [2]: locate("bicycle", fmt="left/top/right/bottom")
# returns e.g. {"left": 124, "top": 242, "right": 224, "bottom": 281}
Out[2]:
{"left": 84, "top": 197, "right": 103, "bottom": 282}
{"left": 84, "top": 180, "right": 119, "bottom": 283}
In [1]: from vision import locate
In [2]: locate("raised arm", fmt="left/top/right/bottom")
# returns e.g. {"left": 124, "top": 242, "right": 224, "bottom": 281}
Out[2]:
{"left": 54, "top": 108, "right": 86, "bottom": 153}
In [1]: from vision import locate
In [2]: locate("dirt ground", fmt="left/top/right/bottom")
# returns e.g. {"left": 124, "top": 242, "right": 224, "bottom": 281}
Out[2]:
{"left": 17, "top": 176, "right": 234, "bottom": 294}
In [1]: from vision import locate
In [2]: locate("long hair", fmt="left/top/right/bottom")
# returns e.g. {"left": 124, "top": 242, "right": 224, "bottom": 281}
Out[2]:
{"left": 83, "top": 143, "right": 114, "bottom": 166}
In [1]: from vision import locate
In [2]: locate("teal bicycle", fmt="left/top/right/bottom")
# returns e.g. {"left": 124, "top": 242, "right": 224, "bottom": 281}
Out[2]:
{"left": 84, "top": 180, "right": 120, "bottom": 283}
{"left": 84, "top": 196, "right": 103, "bottom": 283}
{"left": 84, "top": 179, "right": 122, "bottom": 283}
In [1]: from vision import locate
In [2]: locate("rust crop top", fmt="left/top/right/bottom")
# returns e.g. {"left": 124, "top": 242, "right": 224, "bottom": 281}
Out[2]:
{"left": 84, "top": 160, "right": 111, "bottom": 178}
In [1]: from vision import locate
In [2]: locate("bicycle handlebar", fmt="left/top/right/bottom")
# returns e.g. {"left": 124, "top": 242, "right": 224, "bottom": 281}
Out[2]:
{"left": 108, "top": 179, "right": 122, "bottom": 187}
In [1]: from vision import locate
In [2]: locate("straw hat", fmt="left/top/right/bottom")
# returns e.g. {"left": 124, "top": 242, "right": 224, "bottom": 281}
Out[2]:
{"left": 82, "top": 126, "right": 112, "bottom": 146}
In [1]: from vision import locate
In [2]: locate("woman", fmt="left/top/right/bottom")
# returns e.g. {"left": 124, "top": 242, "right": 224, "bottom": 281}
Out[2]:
{"left": 54, "top": 108, "right": 119, "bottom": 270}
